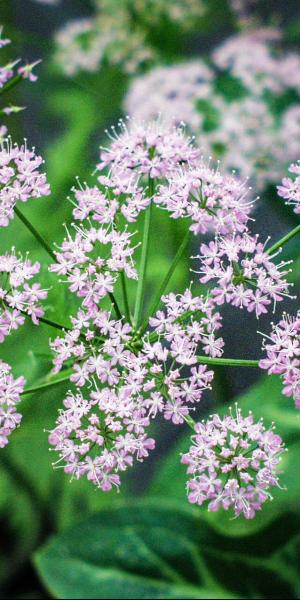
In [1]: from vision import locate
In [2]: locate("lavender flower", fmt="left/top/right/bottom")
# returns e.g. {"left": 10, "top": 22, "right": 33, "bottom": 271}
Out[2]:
{"left": 277, "top": 161, "right": 300, "bottom": 215}
{"left": 198, "top": 234, "right": 293, "bottom": 317}
{"left": 125, "top": 29, "right": 300, "bottom": 189}
{"left": 260, "top": 311, "right": 300, "bottom": 408}
{"left": 0, "top": 361, "right": 25, "bottom": 448}
{"left": 49, "top": 287, "right": 223, "bottom": 489}
{"left": 0, "top": 251, "right": 47, "bottom": 341}
{"left": 0, "top": 138, "right": 50, "bottom": 227}
{"left": 155, "top": 161, "right": 254, "bottom": 235}
{"left": 98, "top": 118, "right": 199, "bottom": 195}
{"left": 182, "top": 406, "right": 285, "bottom": 519}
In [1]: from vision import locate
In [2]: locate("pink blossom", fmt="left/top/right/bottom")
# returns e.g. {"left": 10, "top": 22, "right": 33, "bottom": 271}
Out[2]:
{"left": 198, "top": 233, "right": 292, "bottom": 317}
{"left": 0, "top": 138, "right": 50, "bottom": 227}
{"left": 182, "top": 406, "right": 285, "bottom": 518}
{"left": 0, "top": 361, "right": 25, "bottom": 447}
{"left": 260, "top": 311, "right": 300, "bottom": 407}
{"left": 277, "top": 161, "right": 300, "bottom": 215}
{"left": 0, "top": 251, "right": 47, "bottom": 341}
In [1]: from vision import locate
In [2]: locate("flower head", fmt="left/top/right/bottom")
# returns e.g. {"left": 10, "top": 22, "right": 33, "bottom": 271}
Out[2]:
{"left": 198, "top": 233, "right": 293, "bottom": 317}
{"left": 0, "top": 361, "right": 25, "bottom": 448}
{"left": 259, "top": 311, "right": 300, "bottom": 408}
{"left": 97, "top": 118, "right": 199, "bottom": 206}
{"left": 156, "top": 161, "right": 254, "bottom": 235}
{"left": 182, "top": 406, "right": 285, "bottom": 519}
{"left": 0, "top": 138, "right": 50, "bottom": 227}
{"left": 49, "top": 284, "right": 224, "bottom": 489}
{"left": 0, "top": 250, "right": 47, "bottom": 341}
{"left": 277, "top": 161, "right": 300, "bottom": 215}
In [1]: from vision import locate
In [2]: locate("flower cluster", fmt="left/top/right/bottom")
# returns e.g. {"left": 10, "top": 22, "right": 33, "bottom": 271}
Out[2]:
{"left": 96, "top": 119, "right": 200, "bottom": 221}
{"left": 0, "top": 361, "right": 25, "bottom": 448}
{"left": 277, "top": 161, "right": 300, "bottom": 215}
{"left": 46, "top": 119, "right": 294, "bottom": 500}
{"left": 260, "top": 311, "right": 300, "bottom": 408}
{"left": 49, "top": 287, "right": 223, "bottom": 489}
{"left": 53, "top": 0, "right": 209, "bottom": 76}
{"left": 198, "top": 234, "right": 292, "bottom": 317}
{"left": 54, "top": 14, "right": 155, "bottom": 77}
{"left": 155, "top": 161, "right": 254, "bottom": 235}
{"left": 98, "top": 119, "right": 199, "bottom": 185}
{"left": 125, "top": 29, "right": 300, "bottom": 189}
{"left": 212, "top": 29, "right": 284, "bottom": 96}
{"left": 0, "top": 251, "right": 47, "bottom": 341}
{"left": 124, "top": 60, "right": 214, "bottom": 129}
{"left": 182, "top": 406, "right": 285, "bottom": 519}
{"left": 50, "top": 221, "right": 138, "bottom": 308}
{"left": 0, "top": 138, "right": 50, "bottom": 227}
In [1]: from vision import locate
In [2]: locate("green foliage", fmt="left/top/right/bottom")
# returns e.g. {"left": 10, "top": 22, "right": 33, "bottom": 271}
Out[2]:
{"left": 34, "top": 499, "right": 300, "bottom": 599}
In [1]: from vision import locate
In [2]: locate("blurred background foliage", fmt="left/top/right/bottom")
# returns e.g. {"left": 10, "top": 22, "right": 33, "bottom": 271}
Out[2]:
{"left": 0, "top": 0, "right": 300, "bottom": 598}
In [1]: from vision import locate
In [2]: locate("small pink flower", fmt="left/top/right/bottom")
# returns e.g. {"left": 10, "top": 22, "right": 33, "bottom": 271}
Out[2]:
{"left": 182, "top": 406, "right": 285, "bottom": 518}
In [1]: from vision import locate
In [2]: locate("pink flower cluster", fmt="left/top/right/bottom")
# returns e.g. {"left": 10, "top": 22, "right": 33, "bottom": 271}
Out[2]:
{"left": 0, "top": 361, "right": 25, "bottom": 448}
{"left": 49, "top": 287, "right": 223, "bottom": 488}
{"left": 260, "top": 311, "right": 300, "bottom": 408}
{"left": 198, "top": 234, "right": 292, "bottom": 317}
{"left": 0, "top": 139, "right": 50, "bottom": 227}
{"left": 50, "top": 222, "right": 138, "bottom": 309}
{"left": 182, "top": 406, "right": 285, "bottom": 519}
{"left": 97, "top": 119, "right": 199, "bottom": 221}
{"left": 277, "top": 161, "right": 300, "bottom": 215}
{"left": 0, "top": 251, "right": 47, "bottom": 341}
{"left": 156, "top": 162, "right": 253, "bottom": 235}
{"left": 47, "top": 119, "right": 293, "bottom": 499}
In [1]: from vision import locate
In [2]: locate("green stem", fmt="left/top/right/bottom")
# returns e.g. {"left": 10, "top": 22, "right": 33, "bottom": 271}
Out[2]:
{"left": 109, "top": 291, "right": 122, "bottom": 320}
{"left": 0, "top": 73, "right": 22, "bottom": 96}
{"left": 21, "top": 372, "right": 72, "bottom": 397}
{"left": 2, "top": 297, "right": 71, "bottom": 334}
{"left": 120, "top": 271, "right": 132, "bottom": 324}
{"left": 197, "top": 356, "right": 259, "bottom": 368}
{"left": 14, "top": 205, "right": 56, "bottom": 262}
{"left": 140, "top": 227, "right": 190, "bottom": 335}
{"left": 134, "top": 181, "right": 154, "bottom": 327}
{"left": 39, "top": 315, "right": 71, "bottom": 332}
{"left": 267, "top": 224, "right": 300, "bottom": 256}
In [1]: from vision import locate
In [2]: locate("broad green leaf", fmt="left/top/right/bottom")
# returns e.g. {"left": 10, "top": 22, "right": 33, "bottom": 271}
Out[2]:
{"left": 34, "top": 500, "right": 230, "bottom": 599}
{"left": 34, "top": 500, "right": 300, "bottom": 599}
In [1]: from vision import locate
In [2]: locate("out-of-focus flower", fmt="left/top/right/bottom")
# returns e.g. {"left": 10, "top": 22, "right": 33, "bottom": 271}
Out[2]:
{"left": 54, "top": 15, "right": 156, "bottom": 77}
{"left": 33, "top": 0, "right": 60, "bottom": 4}
{"left": 125, "top": 29, "right": 300, "bottom": 189}
{"left": 182, "top": 406, "right": 285, "bottom": 518}
{"left": 54, "top": 0, "right": 210, "bottom": 77}
{"left": 124, "top": 61, "right": 214, "bottom": 128}
{"left": 212, "top": 29, "right": 283, "bottom": 95}
{"left": 0, "top": 361, "right": 25, "bottom": 448}
{"left": 260, "top": 311, "right": 300, "bottom": 408}
{"left": 0, "top": 250, "right": 47, "bottom": 341}
{"left": 0, "top": 138, "right": 50, "bottom": 227}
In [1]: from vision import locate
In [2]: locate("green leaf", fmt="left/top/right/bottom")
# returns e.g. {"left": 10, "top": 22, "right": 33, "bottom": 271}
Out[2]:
{"left": 34, "top": 500, "right": 300, "bottom": 599}
{"left": 34, "top": 500, "right": 230, "bottom": 599}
